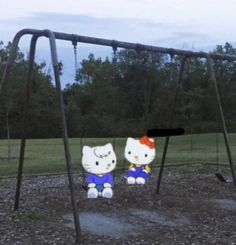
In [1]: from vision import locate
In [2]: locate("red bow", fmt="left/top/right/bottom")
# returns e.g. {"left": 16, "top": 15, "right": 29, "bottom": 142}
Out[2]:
{"left": 139, "top": 136, "right": 155, "bottom": 149}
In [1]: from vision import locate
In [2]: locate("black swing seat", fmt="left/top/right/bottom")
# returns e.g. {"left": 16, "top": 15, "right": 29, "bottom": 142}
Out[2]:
{"left": 147, "top": 128, "right": 185, "bottom": 137}
{"left": 215, "top": 173, "right": 232, "bottom": 183}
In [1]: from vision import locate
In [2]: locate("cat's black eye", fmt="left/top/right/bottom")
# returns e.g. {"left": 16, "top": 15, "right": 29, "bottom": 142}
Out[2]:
{"left": 112, "top": 160, "right": 115, "bottom": 163}
{"left": 95, "top": 161, "right": 99, "bottom": 166}
{"left": 128, "top": 151, "right": 131, "bottom": 154}
{"left": 145, "top": 154, "right": 148, "bottom": 157}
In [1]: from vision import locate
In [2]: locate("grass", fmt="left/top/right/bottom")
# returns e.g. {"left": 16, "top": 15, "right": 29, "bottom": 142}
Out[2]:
{"left": 0, "top": 133, "right": 235, "bottom": 176}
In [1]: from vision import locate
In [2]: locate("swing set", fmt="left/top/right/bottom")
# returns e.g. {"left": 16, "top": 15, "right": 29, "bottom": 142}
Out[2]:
{"left": 0, "top": 28, "right": 236, "bottom": 244}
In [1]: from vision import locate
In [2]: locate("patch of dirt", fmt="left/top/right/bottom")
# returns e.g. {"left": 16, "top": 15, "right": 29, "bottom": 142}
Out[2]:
{"left": 0, "top": 166, "right": 236, "bottom": 244}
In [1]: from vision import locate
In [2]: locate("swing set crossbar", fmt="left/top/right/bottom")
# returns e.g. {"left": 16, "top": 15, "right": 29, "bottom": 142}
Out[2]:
{"left": 1, "top": 28, "right": 236, "bottom": 245}
{"left": 2, "top": 28, "right": 236, "bottom": 68}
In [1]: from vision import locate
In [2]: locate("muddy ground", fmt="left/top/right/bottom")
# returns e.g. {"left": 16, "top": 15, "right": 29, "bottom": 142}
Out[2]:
{"left": 0, "top": 165, "right": 236, "bottom": 245}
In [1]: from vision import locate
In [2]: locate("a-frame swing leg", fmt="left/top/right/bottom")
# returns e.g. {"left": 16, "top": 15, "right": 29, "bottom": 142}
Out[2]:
{"left": 14, "top": 34, "right": 39, "bottom": 210}
{"left": 46, "top": 30, "right": 82, "bottom": 243}
{"left": 0, "top": 33, "right": 38, "bottom": 211}
{"left": 1, "top": 30, "right": 82, "bottom": 243}
{"left": 156, "top": 56, "right": 188, "bottom": 194}
{"left": 207, "top": 56, "right": 236, "bottom": 187}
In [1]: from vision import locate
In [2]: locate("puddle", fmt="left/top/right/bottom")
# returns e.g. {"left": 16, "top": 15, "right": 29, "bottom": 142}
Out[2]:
{"left": 212, "top": 199, "right": 236, "bottom": 210}
{"left": 129, "top": 209, "right": 190, "bottom": 227}
{"left": 63, "top": 212, "right": 140, "bottom": 237}
{"left": 64, "top": 209, "right": 190, "bottom": 237}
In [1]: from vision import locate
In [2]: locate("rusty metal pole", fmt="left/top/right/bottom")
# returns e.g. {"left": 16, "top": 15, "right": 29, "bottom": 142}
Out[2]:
{"left": 14, "top": 34, "right": 39, "bottom": 210}
{"left": 156, "top": 56, "right": 188, "bottom": 193}
{"left": 44, "top": 30, "right": 81, "bottom": 244}
{"left": 206, "top": 55, "right": 236, "bottom": 187}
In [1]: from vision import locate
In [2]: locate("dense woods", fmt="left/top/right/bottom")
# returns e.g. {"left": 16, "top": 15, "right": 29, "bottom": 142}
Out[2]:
{"left": 0, "top": 42, "right": 236, "bottom": 138}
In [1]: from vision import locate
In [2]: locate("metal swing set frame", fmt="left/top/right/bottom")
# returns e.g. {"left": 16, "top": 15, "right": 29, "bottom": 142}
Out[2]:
{"left": 0, "top": 28, "right": 236, "bottom": 244}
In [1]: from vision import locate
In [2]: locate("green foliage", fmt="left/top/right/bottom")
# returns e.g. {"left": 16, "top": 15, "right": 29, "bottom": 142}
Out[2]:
{"left": 0, "top": 42, "right": 60, "bottom": 139}
{"left": 65, "top": 46, "right": 236, "bottom": 136}
{"left": 0, "top": 41, "right": 236, "bottom": 139}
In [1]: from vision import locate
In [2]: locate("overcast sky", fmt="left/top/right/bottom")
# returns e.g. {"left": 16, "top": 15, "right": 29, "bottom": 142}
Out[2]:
{"left": 1, "top": 0, "right": 236, "bottom": 86}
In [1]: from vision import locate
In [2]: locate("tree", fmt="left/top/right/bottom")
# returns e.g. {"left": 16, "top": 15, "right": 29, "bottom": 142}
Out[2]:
{"left": 0, "top": 42, "right": 60, "bottom": 139}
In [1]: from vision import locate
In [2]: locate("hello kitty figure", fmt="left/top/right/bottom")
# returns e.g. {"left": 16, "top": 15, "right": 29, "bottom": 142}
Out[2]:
{"left": 82, "top": 143, "right": 117, "bottom": 198}
{"left": 125, "top": 136, "right": 156, "bottom": 185}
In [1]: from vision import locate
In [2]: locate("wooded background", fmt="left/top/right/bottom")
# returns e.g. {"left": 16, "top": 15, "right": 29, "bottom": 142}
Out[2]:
{"left": 0, "top": 42, "right": 236, "bottom": 138}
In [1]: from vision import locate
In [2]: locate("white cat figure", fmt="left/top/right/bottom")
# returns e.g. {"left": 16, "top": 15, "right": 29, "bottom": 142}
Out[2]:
{"left": 82, "top": 143, "right": 117, "bottom": 198}
{"left": 125, "top": 136, "right": 155, "bottom": 185}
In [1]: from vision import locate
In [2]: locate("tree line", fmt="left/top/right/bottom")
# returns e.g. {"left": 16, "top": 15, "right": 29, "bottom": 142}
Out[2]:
{"left": 0, "top": 41, "right": 236, "bottom": 139}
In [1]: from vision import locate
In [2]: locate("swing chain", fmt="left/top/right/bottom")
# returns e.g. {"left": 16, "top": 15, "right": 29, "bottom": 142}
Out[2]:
{"left": 136, "top": 43, "right": 143, "bottom": 54}
{"left": 112, "top": 41, "right": 118, "bottom": 63}
{"left": 169, "top": 51, "right": 175, "bottom": 83}
{"left": 169, "top": 49, "right": 175, "bottom": 60}
{"left": 72, "top": 36, "right": 78, "bottom": 75}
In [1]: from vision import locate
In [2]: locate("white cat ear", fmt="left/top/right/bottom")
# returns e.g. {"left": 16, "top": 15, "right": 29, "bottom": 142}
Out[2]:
{"left": 126, "top": 137, "right": 135, "bottom": 145}
{"left": 105, "top": 143, "right": 113, "bottom": 151}
{"left": 82, "top": 145, "right": 91, "bottom": 155}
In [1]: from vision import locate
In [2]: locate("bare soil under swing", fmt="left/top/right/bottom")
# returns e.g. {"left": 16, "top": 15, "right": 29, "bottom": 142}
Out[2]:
{"left": 0, "top": 165, "right": 236, "bottom": 244}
